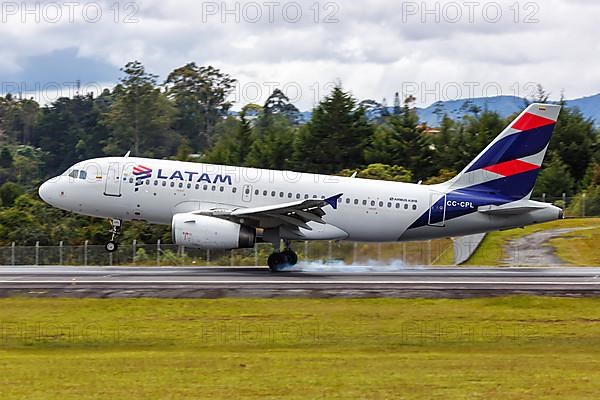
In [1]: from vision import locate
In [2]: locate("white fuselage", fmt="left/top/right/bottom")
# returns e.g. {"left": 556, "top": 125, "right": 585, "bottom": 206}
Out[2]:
{"left": 39, "top": 157, "right": 562, "bottom": 243}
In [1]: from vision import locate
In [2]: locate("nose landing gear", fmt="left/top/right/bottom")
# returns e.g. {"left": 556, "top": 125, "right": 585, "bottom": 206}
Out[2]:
{"left": 105, "top": 219, "right": 122, "bottom": 253}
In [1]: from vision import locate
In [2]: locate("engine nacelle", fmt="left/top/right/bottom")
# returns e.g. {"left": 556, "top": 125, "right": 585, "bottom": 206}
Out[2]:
{"left": 171, "top": 213, "right": 256, "bottom": 250}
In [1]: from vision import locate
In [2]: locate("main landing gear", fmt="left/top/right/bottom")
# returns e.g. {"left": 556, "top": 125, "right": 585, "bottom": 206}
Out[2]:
{"left": 267, "top": 241, "right": 298, "bottom": 272}
{"left": 105, "top": 219, "right": 122, "bottom": 253}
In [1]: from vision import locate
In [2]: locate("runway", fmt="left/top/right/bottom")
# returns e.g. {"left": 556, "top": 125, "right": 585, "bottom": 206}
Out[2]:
{"left": 1, "top": 266, "right": 600, "bottom": 298}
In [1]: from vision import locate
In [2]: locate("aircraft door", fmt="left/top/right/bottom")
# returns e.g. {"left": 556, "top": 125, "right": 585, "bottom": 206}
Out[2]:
{"left": 428, "top": 190, "right": 446, "bottom": 227}
{"left": 104, "top": 162, "right": 122, "bottom": 197}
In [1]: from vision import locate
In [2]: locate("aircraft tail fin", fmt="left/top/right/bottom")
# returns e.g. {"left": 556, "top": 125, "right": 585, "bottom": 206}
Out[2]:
{"left": 447, "top": 103, "right": 561, "bottom": 200}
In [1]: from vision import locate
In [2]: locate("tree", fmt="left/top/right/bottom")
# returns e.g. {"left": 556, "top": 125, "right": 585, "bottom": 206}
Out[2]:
{"left": 292, "top": 85, "right": 372, "bottom": 174}
{"left": 0, "top": 97, "right": 41, "bottom": 144}
{"left": 166, "top": 63, "right": 236, "bottom": 150}
{"left": 549, "top": 106, "right": 595, "bottom": 184}
{"left": 175, "top": 138, "right": 192, "bottom": 161}
{"left": 263, "top": 89, "right": 300, "bottom": 124}
{"left": 247, "top": 113, "right": 295, "bottom": 169}
{"left": 533, "top": 153, "right": 575, "bottom": 197}
{"left": 0, "top": 147, "right": 13, "bottom": 169}
{"left": 458, "top": 111, "right": 507, "bottom": 168}
{"left": 202, "top": 114, "right": 254, "bottom": 166}
{"left": 340, "top": 163, "right": 413, "bottom": 182}
{"left": 430, "top": 115, "right": 462, "bottom": 172}
{"left": 358, "top": 99, "right": 388, "bottom": 123}
{"left": 365, "top": 97, "right": 434, "bottom": 179}
{"left": 35, "top": 95, "right": 110, "bottom": 176}
{"left": 526, "top": 84, "right": 550, "bottom": 104}
{"left": 393, "top": 92, "right": 401, "bottom": 115}
{"left": 424, "top": 169, "right": 457, "bottom": 185}
{"left": 103, "top": 61, "right": 176, "bottom": 158}
{"left": 0, "top": 182, "right": 24, "bottom": 207}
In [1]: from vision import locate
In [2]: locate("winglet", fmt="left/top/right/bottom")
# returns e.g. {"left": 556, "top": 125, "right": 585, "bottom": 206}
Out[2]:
{"left": 325, "top": 193, "right": 343, "bottom": 210}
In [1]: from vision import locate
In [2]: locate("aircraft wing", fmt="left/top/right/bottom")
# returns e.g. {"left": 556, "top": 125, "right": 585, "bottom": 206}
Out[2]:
{"left": 192, "top": 193, "right": 343, "bottom": 231}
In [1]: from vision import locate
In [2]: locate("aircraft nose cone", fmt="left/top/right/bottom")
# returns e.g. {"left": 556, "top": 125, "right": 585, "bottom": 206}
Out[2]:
{"left": 38, "top": 181, "right": 53, "bottom": 204}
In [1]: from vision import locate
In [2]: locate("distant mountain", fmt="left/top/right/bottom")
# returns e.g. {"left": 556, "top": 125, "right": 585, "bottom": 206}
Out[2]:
{"left": 416, "top": 96, "right": 527, "bottom": 127}
{"left": 565, "top": 94, "right": 600, "bottom": 126}
{"left": 232, "top": 93, "right": 600, "bottom": 127}
{"left": 417, "top": 94, "right": 600, "bottom": 127}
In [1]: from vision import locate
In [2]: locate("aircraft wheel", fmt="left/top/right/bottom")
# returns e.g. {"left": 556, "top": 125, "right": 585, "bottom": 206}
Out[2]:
{"left": 267, "top": 252, "right": 288, "bottom": 272}
{"left": 105, "top": 241, "right": 118, "bottom": 253}
{"left": 282, "top": 249, "right": 298, "bottom": 266}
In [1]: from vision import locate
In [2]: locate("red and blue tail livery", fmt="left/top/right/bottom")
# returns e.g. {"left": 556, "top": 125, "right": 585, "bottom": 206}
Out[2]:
{"left": 408, "top": 104, "right": 561, "bottom": 233}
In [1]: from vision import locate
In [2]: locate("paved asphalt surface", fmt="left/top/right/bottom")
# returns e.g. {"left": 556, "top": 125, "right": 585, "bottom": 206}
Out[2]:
{"left": 1, "top": 266, "right": 600, "bottom": 298}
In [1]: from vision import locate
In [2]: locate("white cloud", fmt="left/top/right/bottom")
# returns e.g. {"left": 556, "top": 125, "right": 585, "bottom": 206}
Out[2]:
{"left": 0, "top": 0, "right": 599, "bottom": 108}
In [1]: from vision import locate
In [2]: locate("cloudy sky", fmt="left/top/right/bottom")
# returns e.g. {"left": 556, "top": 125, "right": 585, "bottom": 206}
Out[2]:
{"left": 1, "top": 0, "right": 598, "bottom": 109}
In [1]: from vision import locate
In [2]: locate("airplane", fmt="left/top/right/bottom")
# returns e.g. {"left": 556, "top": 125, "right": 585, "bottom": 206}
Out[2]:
{"left": 39, "top": 103, "right": 563, "bottom": 271}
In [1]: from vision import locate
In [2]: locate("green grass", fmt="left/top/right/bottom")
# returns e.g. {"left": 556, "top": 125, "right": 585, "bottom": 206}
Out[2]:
{"left": 463, "top": 218, "right": 600, "bottom": 266}
{"left": 551, "top": 226, "right": 600, "bottom": 265}
{"left": 1, "top": 297, "right": 600, "bottom": 399}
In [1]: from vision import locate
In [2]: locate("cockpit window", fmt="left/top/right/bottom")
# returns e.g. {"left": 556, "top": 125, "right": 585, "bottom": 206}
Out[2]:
{"left": 79, "top": 170, "right": 87, "bottom": 180}
{"left": 68, "top": 170, "right": 79, "bottom": 178}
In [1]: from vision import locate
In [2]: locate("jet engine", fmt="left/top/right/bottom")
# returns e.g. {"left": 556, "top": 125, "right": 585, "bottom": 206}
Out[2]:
{"left": 171, "top": 213, "right": 256, "bottom": 249}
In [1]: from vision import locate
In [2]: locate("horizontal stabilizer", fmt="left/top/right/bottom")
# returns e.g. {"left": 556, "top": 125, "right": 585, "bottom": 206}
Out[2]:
{"left": 478, "top": 202, "right": 546, "bottom": 215}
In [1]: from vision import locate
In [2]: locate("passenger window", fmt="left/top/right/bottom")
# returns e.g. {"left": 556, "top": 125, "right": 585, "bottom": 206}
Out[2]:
{"left": 255, "top": 189, "right": 259, "bottom": 195}
{"left": 154, "top": 180, "right": 159, "bottom": 186}
{"left": 162, "top": 181, "right": 167, "bottom": 187}
{"left": 245, "top": 188, "right": 250, "bottom": 194}
{"left": 232, "top": 187, "right": 237, "bottom": 193}
{"left": 387, "top": 202, "right": 392, "bottom": 208}
{"left": 179, "top": 182, "right": 183, "bottom": 188}
{"left": 396, "top": 203, "right": 400, "bottom": 209}
{"left": 288, "top": 193, "right": 292, "bottom": 199}
{"left": 354, "top": 199, "right": 358, "bottom": 205}
{"left": 220, "top": 187, "right": 224, "bottom": 192}
{"left": 363, "top": 200, "right": 367, "bottom": 206}
{"left": 170, "top": 182, "right": 175, "bottom": 187}
{"left": 187, "top": 183, "right": 192, "bottom": 189}
{"left": 203, "top": 185, "right": 208, "bottom": 190}
{"left": 212, "top": 186, "right": 216, "bottom": 191}
{"left": 404, "top": 204, "right": 409, "bottom": 210}
{"left": 379, "top": 201, "right": 384, "bottom": 207}
{"left": 263, "top": 190, "right": 268, "bottom": 196}
{"left": 371, "top": 201, "right": 375, "bottom": 206}
{"left": 271, "top": 191, "right": 276, "bottom": 197}
{"left": 412, "top": 205, "right": 417, "bottom": 210}
{"left": 280, "top": 192, "right": 284, "bottom": 198}
{"left": 129, "top": 178, "right": 134, "bottom": 184}
{"left": 146, "top": 180, "right": 150, "bottom": 186}
{"left": 196, "top": 184, "right": 200, "bottom": 190}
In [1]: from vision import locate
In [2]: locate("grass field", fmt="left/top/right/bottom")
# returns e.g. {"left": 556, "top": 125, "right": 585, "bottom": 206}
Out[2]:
{"left": 463, "top": 218, "right": 600, "bottom": 266}
{"left": 1, "top": 297, "right": 600, "bottom": 399}
{"left": 551, "top": 226, "right": 600, "bottom": 265}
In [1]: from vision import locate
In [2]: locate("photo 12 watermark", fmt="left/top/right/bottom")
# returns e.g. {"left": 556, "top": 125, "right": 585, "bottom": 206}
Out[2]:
{"left": 1, "top": 81, "right": 106, "bottom": 104}
{"left": 400, "top": 1, "right": 540, "bottom": 24}
{"left": 201, "top": 1, "right": 340, "bottom": 24}
{"left": 0, "top": 1, "right": 140, "bottom": 24}
{"left": 200, "top": 321, "right": 338, "bottom": 344}
{"left": 401, "top": 321, "right": 540, "bottom": 344}
{"left": 0, "top": 321, "right": 140, "bottom": 343}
